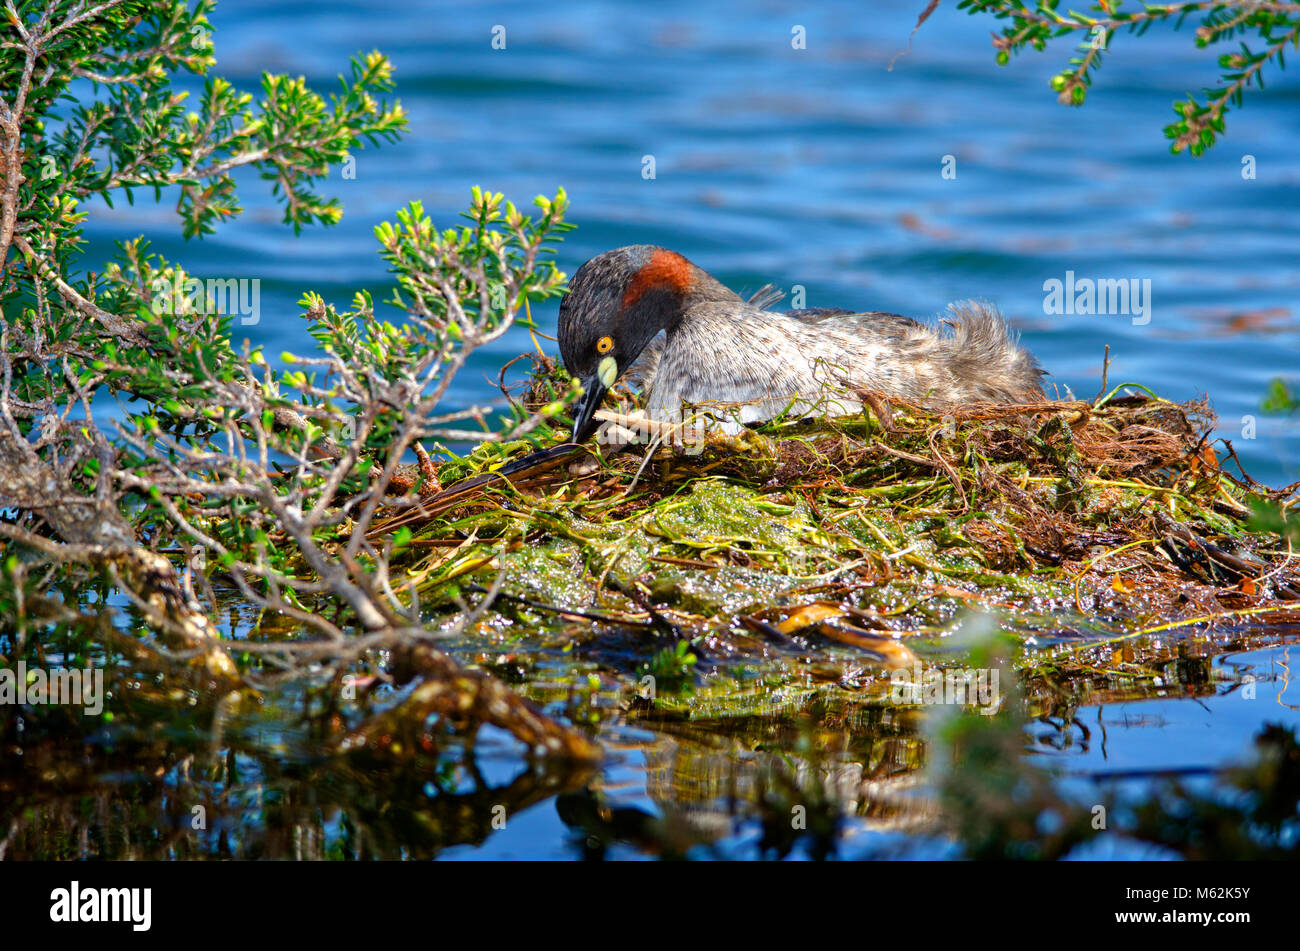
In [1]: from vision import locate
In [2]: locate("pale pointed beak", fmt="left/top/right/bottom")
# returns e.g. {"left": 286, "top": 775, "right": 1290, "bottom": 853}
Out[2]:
{"left": 570, "top": 355, "right": 621, "bottom": 443}
{"left": 570, "top": 374, "right": 608, "bottom": 444}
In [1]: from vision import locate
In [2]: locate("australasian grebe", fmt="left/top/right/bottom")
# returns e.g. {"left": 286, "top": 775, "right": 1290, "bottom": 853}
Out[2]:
{"left": 558, "top": 245, "right": 1045, "bottom": 442}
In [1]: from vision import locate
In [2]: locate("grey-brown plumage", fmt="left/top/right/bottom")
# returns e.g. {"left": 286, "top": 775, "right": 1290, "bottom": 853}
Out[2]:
{"left": 558, "top": 245, "right": 1045, "bottom": 440}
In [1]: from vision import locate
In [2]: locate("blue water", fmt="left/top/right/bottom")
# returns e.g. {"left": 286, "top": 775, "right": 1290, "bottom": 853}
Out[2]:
{"left": 44, "top": 0, "right": 1300, "bottom": 860}
{"left": 82, "top": 0, "right": 1300, "bottom": 485}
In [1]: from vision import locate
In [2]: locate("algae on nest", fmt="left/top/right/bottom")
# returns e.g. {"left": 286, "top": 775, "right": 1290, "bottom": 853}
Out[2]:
{"left": 363, "top": 363, "right": 1300, "bottom": 720}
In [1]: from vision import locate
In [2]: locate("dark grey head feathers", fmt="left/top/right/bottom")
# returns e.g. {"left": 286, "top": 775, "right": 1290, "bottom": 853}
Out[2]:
{"left": 557, "top": 245, "right": 737, "bottom": 383}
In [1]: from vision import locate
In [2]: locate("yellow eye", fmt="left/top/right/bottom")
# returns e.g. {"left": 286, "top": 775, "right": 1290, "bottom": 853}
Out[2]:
{"left": 596, "top": 335, "right": 614, "bottom": 354}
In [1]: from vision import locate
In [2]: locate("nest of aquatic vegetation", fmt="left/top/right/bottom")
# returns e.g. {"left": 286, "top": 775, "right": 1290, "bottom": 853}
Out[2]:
{"left": 367, "top": 365, "right": 1300, "bottom": 698}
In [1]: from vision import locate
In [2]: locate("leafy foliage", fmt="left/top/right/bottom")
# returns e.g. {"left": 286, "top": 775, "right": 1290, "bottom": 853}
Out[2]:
{"left": 0, "top": 1, "right": 596, "bottom": 760}
{"left": 638, "top": 639, "right": 699, "bottom": 696}
{"left": 958, "top": 1, "right": 1299, "bottom": 154}
{"left": 1261, "top": 377, "right": 1300, "bottom": 414}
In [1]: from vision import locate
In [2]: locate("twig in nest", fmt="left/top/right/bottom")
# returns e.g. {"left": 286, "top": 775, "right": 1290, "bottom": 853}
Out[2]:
{"left": 460, "top": 582, "right": 658, "bottom": 629}
{"left": 602, "top": 575, "right": 682, "bottom": 639}
{"left": 1094, "top": 344, "right": 1111, "bottom": 403}
{"left": 927, "top": 427, "right": 969, "bottom": 511}
{"left": 860, "top": 391, "right": 898, "bottom": 433}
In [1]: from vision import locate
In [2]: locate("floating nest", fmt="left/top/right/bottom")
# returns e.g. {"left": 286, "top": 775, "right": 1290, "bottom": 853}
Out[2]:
{"left": 361, "top": 361, "right": 1300, "bottom": 710}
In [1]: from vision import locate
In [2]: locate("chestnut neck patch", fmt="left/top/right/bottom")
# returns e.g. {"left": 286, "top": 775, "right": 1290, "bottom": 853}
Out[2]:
{"left": 620, "top": 249, "right": 694, "bottom": 311}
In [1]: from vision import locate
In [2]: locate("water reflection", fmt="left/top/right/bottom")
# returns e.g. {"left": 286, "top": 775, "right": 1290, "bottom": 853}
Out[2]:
{"left": 8, "top": 631, "right": 1293, "bottom": 859}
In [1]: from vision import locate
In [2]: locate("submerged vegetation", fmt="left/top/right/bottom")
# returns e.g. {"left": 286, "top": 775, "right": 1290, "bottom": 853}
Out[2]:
{"left": 1, "top": 0, "right": 1298, "bottom": 859}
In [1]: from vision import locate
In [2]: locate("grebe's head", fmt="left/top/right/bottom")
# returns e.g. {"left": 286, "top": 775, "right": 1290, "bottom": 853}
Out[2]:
{"left": 558, "top": 245, "right": 698, "bottom": 442}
